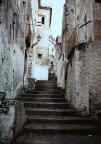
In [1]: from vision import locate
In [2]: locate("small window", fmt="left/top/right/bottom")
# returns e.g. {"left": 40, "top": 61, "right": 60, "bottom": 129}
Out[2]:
{"left": 38, "top": 53, "right": 42, "bottom": 59}
{"left": 42, "top": 16, "right": 45, "bottom": 24}
{"left": 22, "top": 1, "right": 26, "bottom": 6}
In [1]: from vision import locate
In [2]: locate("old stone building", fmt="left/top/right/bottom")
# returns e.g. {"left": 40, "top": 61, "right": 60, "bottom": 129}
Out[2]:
{"left": 0, "top": 0, "right": 33, "bottom": 142}
{"left": 32, "top": 0, "right": 52, "bottom": 80}
{"left": 1, "top": 0, "right": 101, "bottom": 143}
{"left": 0, "top": 0, "right": 32, "bottom": 98}
{"left": 62, "top": 0, "right": 101, "bottom": 116}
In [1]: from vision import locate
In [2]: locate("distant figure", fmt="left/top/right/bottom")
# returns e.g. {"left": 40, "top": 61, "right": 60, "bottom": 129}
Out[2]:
{"left": 49, "top": 61, "right": 55, "bottom": 80}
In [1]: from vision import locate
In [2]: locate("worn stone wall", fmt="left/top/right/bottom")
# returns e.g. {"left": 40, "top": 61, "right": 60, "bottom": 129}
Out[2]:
{"left": 64, "top": 0, "right": 90, "bottom": 114}
{"left": 87, "top": 1, "right": 101, "bottom": 113}
{"left": 0, "top": 0, "right": 32, "bottom": 98}
{"left": 0, "top": 26, "right": 12, "bottom": 98}
{"left": 0, "top": 0, "right": 32, "bottom": 142}
{"left": 0, "top": 0, "right": 15, "bottom": 98}
{"left": 86, "top": 42, "right": 101, "bottom": 114}
{"left": 64, "top": 0, "right": 101, "bottom": 115}
{"left": 63, "top": 0, "right": 76, "bottom": 57}
{"left": 66, "top": 48, "right": 89, "bottom": 115}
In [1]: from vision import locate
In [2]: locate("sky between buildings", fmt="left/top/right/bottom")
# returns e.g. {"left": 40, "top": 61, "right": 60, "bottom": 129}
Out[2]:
{"left": 42, "top": 0, "right": 65, "bottom": 38}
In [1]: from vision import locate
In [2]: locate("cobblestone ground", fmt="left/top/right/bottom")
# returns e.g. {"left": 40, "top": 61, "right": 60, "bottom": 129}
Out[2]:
{"left": 0, "top": 106, "right": 15, "bottom": 144}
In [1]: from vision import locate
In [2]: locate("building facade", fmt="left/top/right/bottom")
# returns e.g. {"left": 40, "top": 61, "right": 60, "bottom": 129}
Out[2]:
{"left": 62, "top": 0, "right": 101, "bottom": 116}
{"left": 0, "top": 0, "right": 32, "bottom": 98}
{"left": 32, "top": 0, "right": 52, "bottom": 80}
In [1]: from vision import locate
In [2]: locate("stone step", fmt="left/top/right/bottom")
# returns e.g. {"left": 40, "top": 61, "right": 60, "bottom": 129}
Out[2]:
{"left": 15, "top": 79, "right": 101, "bottom": 144}
{"left": 36, "top": 82, "right": 57, "bottom": 85}
{"left": 17, "top": 142, "right": 49, "bottom": 144}
{"left": 36, "top": 85, "right": 57, "bottom": 88}
{"left": 26, "top": 115, "right": 95, "bottom": 125}
{"left": 25, "top": 108, "right": 77, "bottom": 116}
{"left": 36, "top": 83, "right": 57, "bottom": 86}
{"left": 24, "top": 92, "right": 64, "bottom": 96}
{"left": 17, "top": 141, "right": 51, "bottom": 144}
{"left": 36, "top": 83, "right": 57, "bottom": 87}
{"left": 25, "top": 90, "right": 64, "bottom": 94}
{"left": 23, "top": 123, "right": 100, "bottom": 135}
{"left": 16, "top": 134, "right": 101, "bottom": 144}
{"left": 18, "top": 93, "right": 64, "bottom": 98}
{"left": 37, "top": 80, "right": 57, "bottom": 83}
{"left": 17, "top": 97, "right": 65, "bottom": 102}
{"left": 24, "top": 102, "right": 70, "bottom": 109}
{"left": 34, "top": 89, "right": 64, "bottom": 93}
{"left": 35, "top": 87, "right": 57, "bottom": 90}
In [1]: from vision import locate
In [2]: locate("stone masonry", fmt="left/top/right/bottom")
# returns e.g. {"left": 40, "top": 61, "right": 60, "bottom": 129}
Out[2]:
{"left": 0, "top": 0, "right": 32, "bottom": 142}
{"left": 63, "top": 0, "right": 101, "bottom": 116}
{"left": 0, "top": 0, "right": 32, "bottom": 98}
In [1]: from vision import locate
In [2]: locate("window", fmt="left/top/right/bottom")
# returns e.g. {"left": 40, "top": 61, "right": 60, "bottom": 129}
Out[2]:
{"left": 22, "top": 1, "right": 26, "bottom": 7}
{"left": 42, "top": 16, "right": 45, "bottom": 24}
{"left": 38, "top": 53, "right": 42, "bottom": 59}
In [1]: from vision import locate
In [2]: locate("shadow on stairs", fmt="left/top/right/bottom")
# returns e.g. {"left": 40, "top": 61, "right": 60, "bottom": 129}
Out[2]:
{"left": 13, "top": 80, "right": 101, "bottom": 144}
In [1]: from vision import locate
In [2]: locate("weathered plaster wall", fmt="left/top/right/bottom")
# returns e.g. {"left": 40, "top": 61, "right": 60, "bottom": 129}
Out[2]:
{"left": 64, "top": 0, "right": 101, "bottom": 115}
{"left": 0, "top": 0, "right": 32, "bottom": 98}
{"left": 86, "top": 1, "right": 101, "bottom": 114}
{"left": 86, "top": 42, "right": 101, "bottom": 114}
{"left": 0, "top": 0, "right": 32, "bottom": 141}
{"left": 66, "top": 48, "right": 89, "bottom": 115}
{"left": 0, "top": 24, "right": 13, "bottom": 98}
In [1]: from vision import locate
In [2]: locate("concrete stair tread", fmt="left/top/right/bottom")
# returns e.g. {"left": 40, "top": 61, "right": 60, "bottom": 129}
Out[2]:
{"left": 25, "top": 108, "right": 75, "bottom": 112}
{"left": 19, "top": 93, "right": 64, "bottom": 95}
{"left": 17, "top": 97, "right": 65, "bottom": 101}
{"left": 17, "top": 141, "right": 50, "bottom": 144}
{"left": 24, "top": 123, "right": 99, "bottom": 131}
{"left": 20, "top": 96, "right": 65, "bottom": 99}
{"left": 37, "top": 82, "right": 57, "bottom": 84}
{"left": 19, "top": 93, "right": 64, "bottom": 97}
{"left": 15, "top": 79, "right": 101, "bottom": 143}
{"left": 26, "top": 115, "right": 94, "bottom": 124}
{"left": 24, "top": 102, "right": 70, "bottom": 109}
{"left": 24, "top": 101, "right": 68, "bottom": 105}
{"left": 36, "top": 85, "right": 57, "bottom": 86}
{"left": 36, "top": 85, "right": 57, "bottom": 87}
{"left": 25, "top": 90, "right": 64, "bottom": 94}
{"left": 25, "top": 108, "right": 79, "bottom": 116}
{"left": 36, "top": 87, "right": 57, "bottom": 89}
{"left": 27, "top": 115, "right": 92, "bottom": 121}
{"left": 24, "top": 102, "right": 71, "bottom": 109}
{"left": 37, "top": 80, "right": 56, "bottom": 82}
{"left": 16, "top": 134, "right": 101, "bottom": 144}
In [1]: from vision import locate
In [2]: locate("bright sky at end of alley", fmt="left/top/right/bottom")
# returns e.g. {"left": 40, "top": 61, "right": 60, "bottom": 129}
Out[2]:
{"left": 41, "top": 0, "right": 65, "bottom": 38}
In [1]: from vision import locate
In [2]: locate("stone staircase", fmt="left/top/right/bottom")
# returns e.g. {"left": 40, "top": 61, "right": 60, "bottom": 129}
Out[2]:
{"left": 15, "top": 80, "right": 101, "bottom": 144}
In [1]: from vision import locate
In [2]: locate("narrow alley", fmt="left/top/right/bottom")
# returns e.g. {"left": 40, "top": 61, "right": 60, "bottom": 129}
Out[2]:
{"left": 0, "top": 0, "right": 101, "bottom": 144}
{"left": 15, "top": 80, "right": 101, "bottom": 144}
